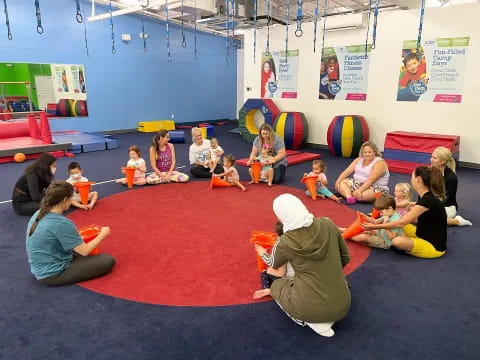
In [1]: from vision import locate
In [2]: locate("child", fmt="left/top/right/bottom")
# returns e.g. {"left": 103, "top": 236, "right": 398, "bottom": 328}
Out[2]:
{"left": 214, "top": 154, "right": 246, "bottom": 191}
{"left": 253, "top": 221, "right": 294, "bottom": 299}
{"left": 394, "top": 182, "right": 412, "bottom": 216}
{"left": 66, "top": 162, "right": 98, "bottom": 210}
{"left": 399, "top": 52, "right": 427, "bottom": 89}
{"left": 116, "top": 145, "right": 147, "bottom": 186}
{"left": 208, "top": 137, "right": 224, "bottom": 173}
{"left": 304, "top": 160, "right": 341, "bottom": 203}
{"left": 249, "top": 145, "right": 274, "bottom": 186}
{"left": 346, "top": 195, "right": 403, "bottom": 249}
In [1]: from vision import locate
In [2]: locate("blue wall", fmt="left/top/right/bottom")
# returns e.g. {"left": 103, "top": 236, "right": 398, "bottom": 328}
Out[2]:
{"left": 0, "top": 0, "right": 237, "bottom": 132}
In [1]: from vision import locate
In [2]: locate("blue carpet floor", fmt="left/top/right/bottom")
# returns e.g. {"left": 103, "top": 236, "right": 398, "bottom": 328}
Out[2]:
{"left": 1, "top": 123, "right": 479, "bottom": 360}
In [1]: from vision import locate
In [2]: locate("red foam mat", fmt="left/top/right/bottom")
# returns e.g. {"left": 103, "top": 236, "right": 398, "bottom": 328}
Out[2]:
{"left": 0, "top": 150, "right": 65, "bottom": 164}
{"left": 384, "top": 131, "right": 460, "bottom": 153}
{"left": 385, "top": 159, "right": 424, "bottom": 174}
{"left": 237, "top": 150, "right": 320, "bottom": 167}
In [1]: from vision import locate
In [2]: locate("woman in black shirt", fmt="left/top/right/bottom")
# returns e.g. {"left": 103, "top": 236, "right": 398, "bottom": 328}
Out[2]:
{"left": 431, "top": 146, "right": 472, "bottom": 226}
{"left": 364, "top": 166, "right": 447, "bottom": 258}
{"left": 12, "top": 153, "right": 56, "bottom": 216}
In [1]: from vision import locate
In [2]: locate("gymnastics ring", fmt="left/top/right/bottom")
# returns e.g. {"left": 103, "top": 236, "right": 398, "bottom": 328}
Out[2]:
{"left": 76, "top": 12, "right": 83, "bottom": 23}
{"left": 37, "top": 25, "right": 44, "bottom": 34}
{"left": 8, "top": 33, "right": 12, "bottom": 40}
{"left": 295, "top": 29, "right": 303, "bottom": 37}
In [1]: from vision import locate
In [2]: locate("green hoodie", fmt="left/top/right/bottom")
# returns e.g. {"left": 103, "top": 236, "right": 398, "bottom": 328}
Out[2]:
{"left": 270, "top": 217, "right": 351, "bottom": 323}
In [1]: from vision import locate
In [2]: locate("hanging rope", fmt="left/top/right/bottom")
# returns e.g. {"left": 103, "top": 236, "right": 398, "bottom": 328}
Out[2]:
{"left": 230, "top": 0, "right": 235, "bottom": 40}
{"left": 75, "top": 0, "right": 83, "bottom": 23}
{"left": 108, "top": 0, "right": 116, "bottom": 54}
{"left": 34, "top": 0, "right": 44, "bottom": 34}
{"left": 295, "top": 0, "right": 303, "bottom": 37}
{"left": 265, "top": 0, "right": 271, "bottom": 56}
{"left": 417, "top": 0, "right": 426, "bottom": 51}
{"left": 371, "top": 0, "right": 380, "bottom": 49}
{"left": 165, "top": 0, "right": 172, "bottom": 61}
{"left": 365, "top": 0, "right": 372, "bottom": 57}
{"left": 313, "top": 0, "right": 319, "bottom": 52}
{"left": 2, "top": 0, "right": 12, "bottom": 40}
{"left": 253, "top": 0, "right": 257, "bottom": 63}
{"left": 285, "top": 0, "right": 290, "bottom": 61}
{"left": 82, "top": 2, "right": 90, "bottom": 56}
{"left": 181, "top": 0, "right": 186, "bottom": 48}
{"left": 225, "top": 0, "right": 229, "bottom": 64}
{"left": 141, "top": 10, "right": 147, "bottom": 52}
{"left": 194, "top": 0, "right": 198, "bottom": 60}
{"left": 321, "top": 0, "right": 328, "bottom": 58}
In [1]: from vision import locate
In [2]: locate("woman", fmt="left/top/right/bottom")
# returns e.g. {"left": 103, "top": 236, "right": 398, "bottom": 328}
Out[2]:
{"left": 12, "top": 153, "right": 56, "bottom": 216}
{"left": 430, "top": 146, "right": 472, "bottom": 226}
{"left": 26, "top": 181, "right": 115, "bottom": 286}
{"left": 189, "top": 127, "right": 223, "bottom": 178}
{"left": 146, "top": 129, "right": 189, "bottom": 184}
{"left": 364, "top": 166, "right": 447, "bottom": 259}
{"left": 335, "top": 141, "right": 390, "bottom": 204}
{"left": 247, "top": 123, "right": 287, "bottom": 184}
{"left": 255, "top": 194, "right": 351, "bottom": 337}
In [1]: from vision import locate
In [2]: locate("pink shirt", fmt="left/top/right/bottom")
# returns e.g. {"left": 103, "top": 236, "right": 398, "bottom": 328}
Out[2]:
{"left": 353, "top": 157, "right": 389, "bottom": 190}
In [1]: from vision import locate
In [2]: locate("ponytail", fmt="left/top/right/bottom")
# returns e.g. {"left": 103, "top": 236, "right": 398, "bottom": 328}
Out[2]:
{"left": 433, "top": 146, "right": 456, "bottom": 173}
{"left": 28, "top": 181, "right": 74, "bottom": 236}
{"left": 151, "top": 129, "right": 169, "bottom": 153}
{"left": 414, "top": 166, "right": 446, "bottom": 202}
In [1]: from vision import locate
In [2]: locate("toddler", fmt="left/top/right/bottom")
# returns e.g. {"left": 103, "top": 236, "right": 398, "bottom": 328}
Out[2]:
{"left": 208, "top": 137, "right": 224, "bottom": 173}
{"left": 346, "top": 195, "right": 403, "bottom": 249}
{"left": 66, "top": 162, "right": 98, "bottom": 210}
{"left": 214, "top": 154, "right": 246, "bottom": 191}
{"left": 249, "top": 145, "right": 274, "bottom": 186}
{"left": 253, "top": 221, "right": 294, "bottom": 299}
{"left": 304, "top": 160, "right": 341, "bottom": 203}
{"left": 116, "top": 145, "right": 147, "bottom": 186}
{"left": 394, "top": 182, "right": 412, "bottom": 216}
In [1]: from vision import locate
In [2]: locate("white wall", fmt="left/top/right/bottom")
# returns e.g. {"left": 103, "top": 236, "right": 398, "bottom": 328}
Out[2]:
{"left": 239, "top": 3, "right": 480, "bottom": 164}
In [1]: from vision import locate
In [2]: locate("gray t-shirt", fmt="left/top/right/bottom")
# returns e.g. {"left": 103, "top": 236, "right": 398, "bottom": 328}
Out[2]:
{"left": 253, "top": 134, "right": 287, "bottom": 168}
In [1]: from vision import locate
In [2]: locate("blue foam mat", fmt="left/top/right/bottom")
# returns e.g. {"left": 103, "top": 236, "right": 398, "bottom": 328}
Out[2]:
{"left": 52, "top": 132, "right": 119, "bottom": 153}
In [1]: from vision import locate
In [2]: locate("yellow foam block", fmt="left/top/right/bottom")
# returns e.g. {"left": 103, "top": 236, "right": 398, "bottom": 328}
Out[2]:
{"left": 137, "top": 120, "right": 176, "bottom": 132}
{"left": 200, "top": 127, "right": 207, "bottom": 139}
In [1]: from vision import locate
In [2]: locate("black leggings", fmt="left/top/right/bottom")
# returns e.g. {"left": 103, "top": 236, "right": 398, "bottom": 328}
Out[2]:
{"left": 273, "top": 165, "right": 287, "bottom": 184}
{"left": 38, "top": 254, "right": 115, "bottom": 287}
{"left": 190, "top": 164, "right": 223, "bottom": 178}
{"left": 12, "top": 201, "right": 41, "bottom": 216}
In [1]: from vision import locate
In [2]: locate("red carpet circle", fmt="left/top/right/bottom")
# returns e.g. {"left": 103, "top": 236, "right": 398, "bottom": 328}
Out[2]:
{"left": 68, "top": 182, "right": 370, "bottom": 306}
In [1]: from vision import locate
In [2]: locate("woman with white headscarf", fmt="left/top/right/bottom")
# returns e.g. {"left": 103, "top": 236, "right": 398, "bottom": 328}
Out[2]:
{"left": 255, "top": 194, "right": 351, "bottom": 337}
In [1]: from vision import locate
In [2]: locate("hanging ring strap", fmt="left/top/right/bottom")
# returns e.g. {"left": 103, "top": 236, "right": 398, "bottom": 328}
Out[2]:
{"left": 285, "top": 0, "right": 290, "bottom": 61}
{"left": 165, "top": 0, "right": 172, "bottom": 62}
{"left": 320, "top": 0, "right": 328, "bottom": 57}
{"left": 253, "top": 0, "right": 257, "bottom": 63}
{"left": 3, "top": 0, "right": 12, "bottom": 40}
{"left": 231, "top": 0, "right": 235, "bottom": 39}
{"left": 141, "top": 10, "right": 147, "bottom": 52}
{"left": 265, "top": 0, "right": 271, "bottom": 56}
{"left": 225, "top": 0, "right": 229, "bottom": 64}
{"left": 295, "top": 0, "right": 303, "bottom": 37}
{"left": 109, "top": 0, "right": 116, "bottom": 54}
{"left": 313, "top": 0, "right": 319, "bottom": 52}
{"left": 417, "top": 0, "right": 426, "bottom": 51}
{"left": 82, "top": 2, "right": 90, "bottom": 56}
{"left": 75, "top": 0, "right": 83, "bottom": 23}
{"left": 181, "top": 0, "right": 186, "bottom": 48}
{"left": 371, "top": 0, "right": 379, "bottom": 49}
{"left": 194, "top": 0, "right": 198, "bottom": 60}
{"left": 365, "top": 0, "right": 372, "bottom": 57}
{"left": 35, "top": 0, "right": 44, "bottom": 34}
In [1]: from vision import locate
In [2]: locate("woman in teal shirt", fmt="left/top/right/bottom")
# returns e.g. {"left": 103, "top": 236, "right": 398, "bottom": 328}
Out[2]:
{"left": 26, "top": 181, "right": 115, "bottom": 286}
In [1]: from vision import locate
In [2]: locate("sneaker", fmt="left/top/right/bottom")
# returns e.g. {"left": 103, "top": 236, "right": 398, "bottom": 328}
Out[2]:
{"left": 347, "top": 197, "right": 357, "bottom": 205}
{"left": 306, "top": 322, "right": 335, "bottom": 337}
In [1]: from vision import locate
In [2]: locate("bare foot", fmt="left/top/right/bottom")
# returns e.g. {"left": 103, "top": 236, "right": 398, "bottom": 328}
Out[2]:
{"left": 87, "top": 203, "right": 94, "bottom": 210}
{"left": 241, "top": 186, "right": 247, "bottom": 192}
{"left": 248, "top": 180, "right": 254, "bottom": 184}
{"left": 253, "top": 289, "right": 271, "bottom": 299}
{"left": 268, "top": 183, "right": 273, "bottom": 187}
{"left": 334, "top": 197, "right": 341, "bottom": 203}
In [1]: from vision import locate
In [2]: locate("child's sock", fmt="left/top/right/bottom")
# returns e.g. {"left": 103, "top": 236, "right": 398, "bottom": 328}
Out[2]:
{"left": 305, "top": 322, "right": 335, "bottom": 337}
{"left": 455, "top": 215, "right": 472, "bottom": 226}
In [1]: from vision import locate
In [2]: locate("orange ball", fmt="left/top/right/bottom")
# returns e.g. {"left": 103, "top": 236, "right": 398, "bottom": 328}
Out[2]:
{"left": 14, "top": 153, "right": 26, "bottom": 163}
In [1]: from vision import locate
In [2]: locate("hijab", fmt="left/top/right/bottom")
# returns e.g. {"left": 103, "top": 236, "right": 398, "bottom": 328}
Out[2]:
{"left": 273, "top": 194, "right": 314, "bottom": 233}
